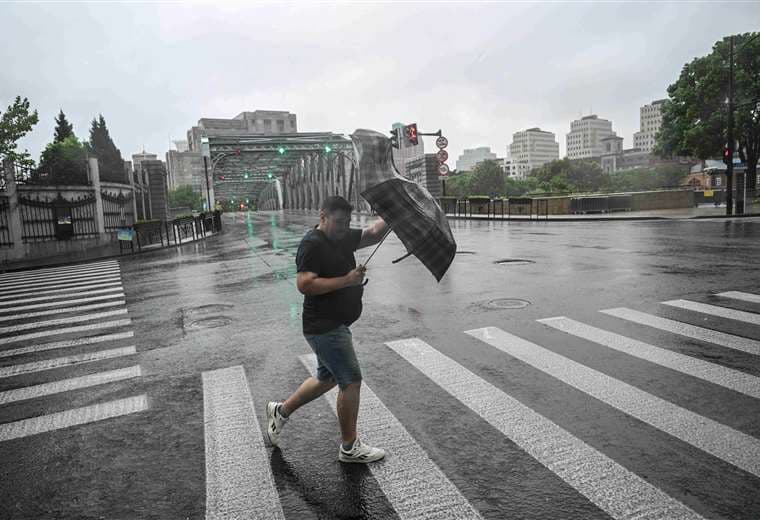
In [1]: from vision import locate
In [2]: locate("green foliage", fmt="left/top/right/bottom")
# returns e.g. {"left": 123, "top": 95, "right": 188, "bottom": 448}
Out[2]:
{"left": 0, "top": 96, "right": 39, "bottom": 167}
{"left": 88, "top": 114, "right": 126, "bottom": 183}
{"left": 529, "top": 158, "right": 608, "bottom": 193}
{"left": 53, "top": 109, "right": 74, "bottom": 143}
{"left": 34, "top": 135, "right": 89, "bottom": 185}
{"left": 469, "top": 160, "right": 506, "bottom": 196}
{"left": 168, "top": 185, "right": 204, "bottom": 211}
{"left": 608, "top": 164, "right": 690, "bottom": 192}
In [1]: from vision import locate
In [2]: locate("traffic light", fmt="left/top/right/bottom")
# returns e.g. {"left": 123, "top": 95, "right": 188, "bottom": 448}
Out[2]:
{"left": 218, "top": 175, "right": 225, "bottom": 181}
{"left": 244, "top": 172, "right": 249, "bottom": 179}
{"left": 723, "top": 146, "right": 731, "bottom": 166}
{"left": 404, "top": 123, "right": 418, "bottom": 146}
{"left": 277, "top": 146, "right": 286, "bottom": 155}
{"left": 235, "top": 149, "right": 241, "bottom": 156}
{"left": 268, "top": 172, "right": 273, "bottom": 179}
{"left": 390, "top": 128, "right": 400, "bottom": 149}
{"left": 324, "top": 145, "right": 332, "bottom": 153}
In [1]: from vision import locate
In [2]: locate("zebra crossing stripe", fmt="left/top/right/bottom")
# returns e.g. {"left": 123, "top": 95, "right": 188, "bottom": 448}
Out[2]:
{"left": 300, "top": 354, "right": 486, "bottom": 520}
{"left": 716, "top": 291, "right": 760, "bottom": 304}
{"left": 0, "top": 267, "right": 121, "bottom": 286}
{"left": 0, "top": 365, "right": 141, "bottom": 405}
{"left": 662, "top": 299, "right": 760, "bottom": 326}
{"left": 0, "top": 331, "right": 134, "bottom": 359}
{"left": 0, "top": 288, "right": 124, "bottom": 308}
{"left": 385, "top": 338, "right": 704, "bottom": 520}
{"left": 0, "top": 346, "right": 136, "bottom": 378}
{"left": 202, "top": 365, "right": 285, "bottom": 520}
{"left": 0, "top": 274, "right": 122, "bottom": 293}
{"left": 0, "top": 293, "right": 125, "bottom": 314}
{"left": 465, "top": 326, "right": 760, "bottom": 478}
{"left": 0, "top": 260, "right": 118, "bottom": 281}
{"left": 600, "top": 308, "right": 760, "bottom": 357}
{"left": 538, "top": 317, "right": 760, "bottom": 399}
{"left": 0, "top": 318, "right": 131, "bottom": 346}
{"left": 0, "top": 394, "right": 148, "bottom": 442}
{"left": 0, "top": 308, "right": 128, "bottom": 335}
{"left": 0, "top": 281, "right": 123, "bottom": 301}
{"left": 0, "top": 300, "right": 126, "bottom": 324}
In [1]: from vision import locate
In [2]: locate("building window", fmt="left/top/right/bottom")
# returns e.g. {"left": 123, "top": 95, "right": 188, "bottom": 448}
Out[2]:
{"left": 277, "top": 120, "right": 285, "bottom": 132}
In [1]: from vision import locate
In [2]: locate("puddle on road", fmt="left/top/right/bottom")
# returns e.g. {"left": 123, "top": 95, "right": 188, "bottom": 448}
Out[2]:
{"left": 180, "top": 304, "right": 235, "bottom": 332}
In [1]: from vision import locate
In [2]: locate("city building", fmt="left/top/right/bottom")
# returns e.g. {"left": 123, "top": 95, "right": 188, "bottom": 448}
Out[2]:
{"left": 566, "top": 115, "right": 617, "bottom": 160}
{"left": 406, "top": 153, "right": 443, "bottom": 198}
{"left": 391, "top": 122, "right": 425, "bottom": 178}
{"left": 166, "top": 148, "right": 204, "bottom": 192}
{"left": 142, "top": 159, "right": 170, "bottom": 221}
{"left": 508, "top": 128, "right": 559, "bottom": 179}
{"left": 633, "top": 99, "right": 666, "bottom": 153}
{"left": 187, "top": 110, "right": 298, "bottom": 152}
{"left": 455, "top": 146, "right": 497, "bottom": 172}
{"left": 131, "top": 151, "right": 158, "bottom": 175}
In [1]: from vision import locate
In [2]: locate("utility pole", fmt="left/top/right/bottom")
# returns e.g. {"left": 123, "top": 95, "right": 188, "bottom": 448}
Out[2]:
{"left": 726, "top": 35, "right": 735, "bottom": 216}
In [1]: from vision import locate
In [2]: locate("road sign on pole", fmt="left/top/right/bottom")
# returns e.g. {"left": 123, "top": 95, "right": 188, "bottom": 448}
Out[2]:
{"left": 438, "top": 163, "right": 450, "bottom": 176}
{"left": 436, "top": 136, "right": 448, "bottom": 149}
{"left": 436, "top": 149, "right": 449, "bottom": 163}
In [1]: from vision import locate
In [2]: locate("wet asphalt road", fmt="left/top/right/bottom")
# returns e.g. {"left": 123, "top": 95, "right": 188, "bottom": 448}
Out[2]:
{"left": 1, "top": 211, "right": 760, "bottom": 519}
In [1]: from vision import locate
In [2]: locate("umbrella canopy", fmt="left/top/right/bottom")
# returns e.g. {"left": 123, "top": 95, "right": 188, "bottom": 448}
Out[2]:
{"left": 351, "top": 129, "right": 457, "bottom": 282}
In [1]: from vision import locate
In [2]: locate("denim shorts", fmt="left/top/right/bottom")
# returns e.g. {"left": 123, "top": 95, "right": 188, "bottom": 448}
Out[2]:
{"left": 304, "top": 325, "right": 362, "bottom": 388}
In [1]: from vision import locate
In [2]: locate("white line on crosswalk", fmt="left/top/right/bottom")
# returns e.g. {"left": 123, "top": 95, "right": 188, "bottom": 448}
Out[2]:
{"left": 0, "top": 300, "right": 126, "bottom": 324}
{"left": 0, "top": 266, "right": 121, "bottom": 286}
{"left": 0, "top": 365, "right": 141, "bottom": 405}
{"left": 386, "top": 338, "right": 703, "bottom": 520}
{"left": 0, "top": 281, "right": 122, "bottom": 301}
{"left": 0, "top": 288, "right": 124, "bottom": 308}
{"left": 538, "top": 317, "right": 760, "bottom": 399}
{"left": 0, "top": 293, "right": 125, "bottom": 314}
{"left": 0, "top": 261, "right": 118, "bottom": 281}
{"left": 0, "top": 346, "right": 136, "bottom": 378}
{"left": 0, "top": 331, "right": 134, "bottom": 359}
{"left": 662, "top": 299, "right": 760, "bottom": 326}
{"left": 202, "top": 365, "right": 285, "bottom": 520}
{"left": 0, "top": 274, "right": 122, "bottom": 293}
{"left": 0, "top": 394, "right": 148, "bottom": 442}
{"left": 465, "top": 326, "right": 760, "bottom": 478}
{"left": 301, "top": 354, "right": 486, "bottom": 520}
{"left": 0, "top": 318, "right": 131, "bottom": 346}
{"left": 0, "top": 308, "right": 128, "bottom": 335}
{"left": 716, "top": 291, "right": 760, "bottom": 304}
{"left": 600, "top": 308, "right": 760, "bottom": 357}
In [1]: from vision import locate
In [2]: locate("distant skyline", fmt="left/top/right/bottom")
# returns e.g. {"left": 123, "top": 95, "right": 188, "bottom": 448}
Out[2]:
{"left": 2, "top": 2, "right": 758, "bottom": 166}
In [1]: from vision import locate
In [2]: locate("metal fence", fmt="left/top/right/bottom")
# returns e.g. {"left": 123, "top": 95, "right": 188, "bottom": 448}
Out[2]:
{"left": 19, "top": 193, "right": 98, "bottom": 242}
{"left": 0, "top": 197, "right": 11, "bottom": 246}
{"left": 102, "top": 191, "right": 135, "bottom": 231}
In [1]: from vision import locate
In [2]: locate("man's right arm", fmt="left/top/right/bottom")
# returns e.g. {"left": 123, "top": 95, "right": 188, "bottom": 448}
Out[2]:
{"left": 296, "top": 267, "right": 365, "bottom": 296}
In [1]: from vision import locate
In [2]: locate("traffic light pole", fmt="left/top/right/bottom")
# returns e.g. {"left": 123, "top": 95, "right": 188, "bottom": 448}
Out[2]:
{"left": 726, "top": 36, "right": 735, "bottom": 216}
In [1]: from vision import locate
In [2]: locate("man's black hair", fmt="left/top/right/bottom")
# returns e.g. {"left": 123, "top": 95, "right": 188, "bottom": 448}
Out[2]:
{"left": 321, "top": 195, "right": 353, "bottom": 215}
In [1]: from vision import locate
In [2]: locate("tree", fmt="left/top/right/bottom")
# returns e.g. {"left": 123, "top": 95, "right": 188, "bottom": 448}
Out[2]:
{"left": 0, "top": 96, "right": 39, "bottom": 168}
{"left": 469, "top": 160, "right": 505, "bottom": 196}
{"left": 53, "top": 109, "right": 74, "bottom": 143}
{"left": 168, "top": 185, "right": 203, "bottom": 211}
{"left": 529, "top": 158, "right": 607, "bottom": 193}
{"left": 656, "top": 32, "right": 760, "bottom": 198}
{"left": 88, "top": 114, "right": 125, "bottom": 183}
{"left": 35, "top": 135, "right": 88, "bottom": 185}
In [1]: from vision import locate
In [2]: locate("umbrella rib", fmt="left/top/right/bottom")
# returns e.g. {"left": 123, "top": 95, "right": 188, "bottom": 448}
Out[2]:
{"left": 362, "top": 226, "right": 393, "bottom": 267}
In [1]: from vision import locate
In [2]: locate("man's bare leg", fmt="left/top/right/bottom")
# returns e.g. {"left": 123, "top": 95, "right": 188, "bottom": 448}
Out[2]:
{"left": 336, "top": 381, "right": 361, "bottom": 444}
{"left": 281, "top": 377, "right": 336, "bottom": 417}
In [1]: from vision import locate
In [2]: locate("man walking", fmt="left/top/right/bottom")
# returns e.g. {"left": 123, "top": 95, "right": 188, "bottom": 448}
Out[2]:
{"left": 266, "top": 195, "right": 389, "bottom": 463}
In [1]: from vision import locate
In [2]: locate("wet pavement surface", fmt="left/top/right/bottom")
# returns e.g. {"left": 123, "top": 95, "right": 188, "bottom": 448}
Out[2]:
{"left": 1, "top": 210, "right": 759, "bottom": 519}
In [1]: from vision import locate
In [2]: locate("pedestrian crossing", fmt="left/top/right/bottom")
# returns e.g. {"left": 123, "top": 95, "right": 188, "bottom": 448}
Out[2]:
{"left": 203, "top": 289, "right": 760, "bottom": 519}
{"left": 0, "top": 259, "right": 147, "bottom": 443}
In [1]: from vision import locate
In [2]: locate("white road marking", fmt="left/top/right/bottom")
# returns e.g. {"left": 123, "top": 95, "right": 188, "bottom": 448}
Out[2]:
{"left": 0, "top": 394, "right": 148, "bottom": 442}
{"left": 0, "top": 309, "right": 128, "bottom": 335}
{"left": 716, "top": 291, "right": 760, "bottom": 305}
{"left": 0, "top": 260, "right": 118, "bottom": 281}
{"left": 0, "top": 293, "right": 125, "bottom": 313}
{"left": 0, "top": 319, "right": 131, "bottom": 346}
{"left": 202, "top": 365, "right": 285, "bottom": 520}
{"left": 0, "top": 366, "right": 141, "bottom": 404}
{"left": 0, "top": 266, "right": 120, "bottom": 286}
{"left": 0, "top": 346, "right": 136, "bottom": 378}
{"left": 386, "top": 338, "right": 704, "bottom": 520}
{"left": 0, "top": 331, "right": 134, "bottom": 359}
{"left": 0, "top": 281, "right": 122, "bottom": 301}
{"left": 0, "top": 273, "right": 121, "bottom": 293}
{"left": 663, "top": 299, "right": 760, "bottom": 326}
{"left": 301, "top": 354, "right": 486, "bottom": 520}
{"left": 0, "top": 288, "right": 124, "bottom": 308}
{"left": 0, "top": 300, "right": 126, "bottom": 324}
{"left": 538, "top": 317, "right": 760, "bottom": 399}
{"left": 600, "top": 307, "right": 760, "bottom": 357}
{"left": 466, "top": 326, "right": 760, "bottom": 478}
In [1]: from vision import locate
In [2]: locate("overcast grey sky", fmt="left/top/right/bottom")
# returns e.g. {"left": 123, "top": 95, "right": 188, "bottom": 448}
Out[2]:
{"left": 1, "top": 1, "right": 758, "bottom": 166}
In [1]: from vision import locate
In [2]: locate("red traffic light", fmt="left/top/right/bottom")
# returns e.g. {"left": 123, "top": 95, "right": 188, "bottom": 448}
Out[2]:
{"left": 723, "top": 147, "right": 731, "bottom": 166}
{"left": 404, "top": 123, "right": 418, "bottom": 146}
{"left": 235, "top": 149, "right": 241, "bottom": 156}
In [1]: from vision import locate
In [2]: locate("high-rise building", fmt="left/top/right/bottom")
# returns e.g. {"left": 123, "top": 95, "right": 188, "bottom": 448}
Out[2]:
{"left": 566, "top": 115, "right": 616, "bottom": 160}
{"left": 187, "top": 110, "right": 298, "bottom": 152}
{"left": 633, "top": 99, "right": 666, "bottom": 152}
{"left": 391, "top": 122, "right": 425, "bottom": 178}
{"left": 166, "top": 148, "right": 204, "bottom": 192}
{"left": 508, "top": 128, "right": 559, "bottom": 179}
{"left": 455, "top": 146, "right": 497, "bottom": 172}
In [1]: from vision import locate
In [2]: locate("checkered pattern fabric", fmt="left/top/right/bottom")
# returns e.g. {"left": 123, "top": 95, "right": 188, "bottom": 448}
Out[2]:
{"left": 352, "top": 129, "right": 457, "bottom": 282}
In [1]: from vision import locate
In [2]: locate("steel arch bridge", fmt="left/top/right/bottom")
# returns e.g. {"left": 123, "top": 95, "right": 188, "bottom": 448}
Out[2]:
{"left": 207, "top": 133, "right": 370, "bottom": 212}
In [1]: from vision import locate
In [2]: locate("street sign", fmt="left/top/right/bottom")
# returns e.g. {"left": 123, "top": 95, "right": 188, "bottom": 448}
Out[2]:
{"left": 436, "top": 136, "right": 448, "bottom": 149}
{"left": 438, "top": 163, "right": 450, "bottom": 176}
{"left": 436, "top": 149, "right": 449, "bottom": 163}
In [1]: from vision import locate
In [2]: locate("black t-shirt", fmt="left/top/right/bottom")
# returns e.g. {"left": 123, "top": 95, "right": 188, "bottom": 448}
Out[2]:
{"left": 296, "top": 227, "right": 364, "bottom": 335}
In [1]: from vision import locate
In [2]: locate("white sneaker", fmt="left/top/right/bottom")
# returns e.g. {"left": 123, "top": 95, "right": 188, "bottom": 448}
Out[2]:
{"left": 338, "top": 439, "right": 385, "bottom": 463}
{"left": 265, "top": 402, "right": 288, "bottom": 447}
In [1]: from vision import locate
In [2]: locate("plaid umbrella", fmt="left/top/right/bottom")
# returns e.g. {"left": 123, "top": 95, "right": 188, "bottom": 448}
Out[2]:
{"left": 351, "top": 129, "right": 457, "bottom": 282}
